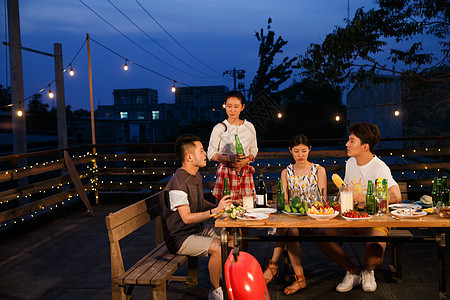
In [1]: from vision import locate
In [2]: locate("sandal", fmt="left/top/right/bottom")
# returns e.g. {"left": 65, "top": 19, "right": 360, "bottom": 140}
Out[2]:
{"left": 284, "top": 274, "right": 307, "bottom": 295}
{"left": 263, "top": 260, "right": 279, "bottom": 284}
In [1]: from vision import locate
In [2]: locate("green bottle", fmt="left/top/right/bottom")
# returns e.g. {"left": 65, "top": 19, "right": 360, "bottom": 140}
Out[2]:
{"left": 276, "top": 178, "right": 285, "bottom": 211}
{"left": 235, "top": 134, "right": 244, "bottom": 155}
{"left": 432, "top": 177, "right": 438, "bottom": 206}
{"left": 223, "top": 178, "right": 231, "bottom": 197}
{"left": 435, "top": 178, "right": 443, "bottom": 206}
{"left": 365, "top": 180, "right": 376, "bottom": 215}
{"left": 442, "top": 176, "right": 449, "bottom": 206}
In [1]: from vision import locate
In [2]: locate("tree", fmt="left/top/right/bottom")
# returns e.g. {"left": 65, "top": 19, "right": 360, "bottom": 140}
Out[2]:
{"left": 0, "top": 85, "right": 11, "bottom": 107}
{"left": 248, "top": 18, "right": 297, "bottom": 100}
{"left": 27, "top": 94, "right": 49, "bottom": 114}
{"left": 296, "top": 0, "right": 449, "bottom": 93}
{"left": 266, "top": 78, "right": 345, "bottom": 139}
{"left": 73, "top": 108, "right": 90, "bottom": 119}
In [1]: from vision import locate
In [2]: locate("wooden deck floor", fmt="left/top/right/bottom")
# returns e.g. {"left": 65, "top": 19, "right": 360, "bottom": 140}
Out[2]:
{"left": 0, "top": 202, "right": 449, "bottom": 300}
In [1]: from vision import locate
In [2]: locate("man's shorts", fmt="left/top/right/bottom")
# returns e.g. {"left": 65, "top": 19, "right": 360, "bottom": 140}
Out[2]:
{"left": 177, "top": 226, "right": 222, "bottom": 257}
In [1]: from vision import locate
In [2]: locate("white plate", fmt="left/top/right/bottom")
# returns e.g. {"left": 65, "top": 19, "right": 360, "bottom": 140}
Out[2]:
{"left": 391, "top": 209, "right": 427, "bottom": 218}
{"left": 389, "top": 203, "right": 421, "bottom": 210}
{"left": 307, "top": 211, "right": 339, "bottom": 220}
{"left": 247, "top": 208, "right": 277, "bottom": 214}
{"left": 282, "top": 210, "right": 306, "bottom": 216}
{"left": 342, "top": 215, "right": 372, "bottom": 221}
{"left": 236, "top": 212, "right": 269, "bottom": 220}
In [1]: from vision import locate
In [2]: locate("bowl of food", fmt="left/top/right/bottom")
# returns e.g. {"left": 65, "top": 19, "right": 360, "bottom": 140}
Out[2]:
{"left": 436, "top": 205, "right": 450, "bottom": 218}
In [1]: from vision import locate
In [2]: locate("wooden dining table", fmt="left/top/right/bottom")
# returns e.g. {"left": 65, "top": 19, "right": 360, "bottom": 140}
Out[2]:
{"left": 215, "top": 211, "right": 450, "bottom": 299}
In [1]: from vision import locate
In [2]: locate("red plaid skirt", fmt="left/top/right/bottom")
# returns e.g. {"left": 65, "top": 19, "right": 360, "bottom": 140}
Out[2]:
{"left": 212, "top": 163, "right": 256, "bottom": 202}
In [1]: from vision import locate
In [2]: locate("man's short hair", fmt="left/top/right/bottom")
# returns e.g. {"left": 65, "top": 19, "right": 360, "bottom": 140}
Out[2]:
{"left": 174, "top": 134, "right": 202, "bottom": 161}
{"left": 348, "top": 122, "right": 381, "bottom": 153}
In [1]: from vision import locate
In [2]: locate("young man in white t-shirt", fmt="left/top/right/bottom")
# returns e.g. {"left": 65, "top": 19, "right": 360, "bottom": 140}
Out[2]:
{"left": 317, "top": 122, "right": 401, "bottom": 293}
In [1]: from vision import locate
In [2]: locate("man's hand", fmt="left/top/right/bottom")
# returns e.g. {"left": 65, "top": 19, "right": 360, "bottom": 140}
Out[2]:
{"left": 217, "top": 195, "right": 233, "bottom": 211}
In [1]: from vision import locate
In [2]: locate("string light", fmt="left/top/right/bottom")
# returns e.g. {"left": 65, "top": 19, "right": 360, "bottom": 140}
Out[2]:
{"left": 48, "top": 85, "right": 54, "bottom": 99}
{"left": 394, "top": 108, "right": 400, "bottom": 116}
{"left": 69, "top": 64, "right": 75, "bottom": 76}
{"left": 171, "top": 81, "right": 176, "bottom": 93}
{"left": 124, "top": 59, "right": 129, "bottom": 71}
{"left": 17, "top": 108, "right": 23, "bottom": 117}
{"left": 335, "top": 115, "right": 341, "bottom": 121}
{"left": 277, "top": 112, "right": 282, "bottom": 119}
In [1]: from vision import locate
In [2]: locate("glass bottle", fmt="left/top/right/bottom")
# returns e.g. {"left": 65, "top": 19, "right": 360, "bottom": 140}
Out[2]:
{"left": 442, "top": 176, "right": 449, "bottom": 206}
{"left": 435, "top": 178, "right": 443, "bottom": 206}
{"left": 365, "top": 180, "right": 376, "bottom": 215}
{"left": 223, "top": 178, "right": 231, "bottom": 197}
{"left": 276, "top": 178, "right": 285, "bottom": 211}
{"left": 432, "top": 177, "right": 438, "bottom": 206}
{"left": 234, "top": 134, "right": 244, "bottom": 155}
{"left": 255, "top": 173, "right": 267, "bottom": 208}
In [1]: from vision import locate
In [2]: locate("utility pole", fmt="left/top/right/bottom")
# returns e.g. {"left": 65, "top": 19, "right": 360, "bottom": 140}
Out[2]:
{"left": 86, "top": 34, "right": 96, "bottom": 149}
{"left": 7, "top": 0, "right": 27, "bottom": 156}
{"left": 223, "top": 68, "right": 245, "bottom": 91}
{"left": 53, "top": 43, "right": 68, "bottom": 149}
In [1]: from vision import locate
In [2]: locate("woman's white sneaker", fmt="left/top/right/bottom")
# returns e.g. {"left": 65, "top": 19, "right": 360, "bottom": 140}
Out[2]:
{"left": 362, "top": 269, "right": 377, "bottom": 292}
{"left": 208, "top": 287, "right": 223, "bottom": 300}
{"left": 336, "top": 271, "right": 361, "bottom": 292}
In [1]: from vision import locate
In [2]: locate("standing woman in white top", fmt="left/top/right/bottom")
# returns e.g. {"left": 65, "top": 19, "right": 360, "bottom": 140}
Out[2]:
{"left": 207, "top": 91, "right": 258, "bottom": 202}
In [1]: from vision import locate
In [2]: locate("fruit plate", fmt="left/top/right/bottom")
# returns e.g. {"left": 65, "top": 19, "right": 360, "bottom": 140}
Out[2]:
{"left": 282, "top": 210, "right": 306, "bottom": 216}
{"left": 307, "top": 211, "right": 339, "bottom": 220}
{"left": 236, "top": 212, "right": 269, "bottom": 220}
{"left": 342, "top": 215, "right": 372, "bottom": 221}
{"left": 247, "top": 208, "right": 277, "bottom": 214}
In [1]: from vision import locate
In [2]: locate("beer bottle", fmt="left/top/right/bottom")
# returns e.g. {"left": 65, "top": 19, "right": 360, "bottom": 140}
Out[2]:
{"left": 365, "top": 180, "right": 376, "bottom": 215}
{"left": 436, "top": 178, "right": 443, "bottom": 205}
{"left": 235, "top": 134, "right": 244, "bottom": 155}
{"left": 442, "top": 176, "right": 449, "bottom": 206}
{"left": 276, "top": 178, "right": 285, "bottom": 211}
{"left": 383, "top": 179, "right": 389, "bottom": 213}
{"left": 223, "top": 178, "right": 231, "bottom": 197}
{"left": 255, "top": 173, "right": 267, "bottom": 208}
{"left": 432, "top": 177, "right": 438, "bottom": 206}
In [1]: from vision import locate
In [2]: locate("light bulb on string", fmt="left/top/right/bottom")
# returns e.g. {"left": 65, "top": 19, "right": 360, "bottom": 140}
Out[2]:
{"left": 17, "top": 108, "right": 23, "bottom": 117}
{"left": 277, "top": 112, "right": 282, "bottom": 119}
{"left": 69, "top": 64, "right": 74, "bottom": 76}
{"left": 394, "top": 108, "right": 400, "bottom": 116}
{"left": 335, "top": 115, "right": 341, "bottom": 121}
{"left": 171, "top": 81, "right": 176, "bottom": 93}
{"left": 48, "top": 85, "right": 54, "bottom": 99}
{"left": 123, "top": 59, "right": 128, "bottom": 71}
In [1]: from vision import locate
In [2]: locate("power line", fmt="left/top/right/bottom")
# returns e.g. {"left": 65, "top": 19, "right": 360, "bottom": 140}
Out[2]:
{"left": 107, "top": 0, "right": 218, "bottom": 78}
{"left": 134, "top": 0, "right": 221, "bottom": 76}
{"left": 22, "top": 37, "right": 87, "bottom": 103}
{"left": 78, "top": 0, "right": 211, "bottom": 79}
{"left": 89, "top": 36, "right": 189, "bottom": 86}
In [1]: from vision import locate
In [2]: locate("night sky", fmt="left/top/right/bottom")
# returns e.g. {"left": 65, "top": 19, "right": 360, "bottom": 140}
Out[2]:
{"left": 1, "top": 0, "right": 386, "bottom": 110}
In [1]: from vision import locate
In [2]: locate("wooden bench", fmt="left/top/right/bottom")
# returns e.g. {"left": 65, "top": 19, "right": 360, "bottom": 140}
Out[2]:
{"left": 106, "top": 191, "right": 199, "bottom": 300}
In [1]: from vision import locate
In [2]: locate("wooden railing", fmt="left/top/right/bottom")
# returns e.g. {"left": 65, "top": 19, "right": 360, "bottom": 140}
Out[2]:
{"left": 0, "top": 136, "right": 448, "bottom": 229}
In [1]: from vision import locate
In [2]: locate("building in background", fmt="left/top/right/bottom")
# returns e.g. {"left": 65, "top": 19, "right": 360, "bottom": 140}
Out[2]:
{"left": 174, "top": 85, "right": 229, "bottom": 126}
{"left": 95, "top": 88, "right": 176, "bottom": 143}
{"left": 85, "top": 85, "right": 229, "bottom": 143}
{"left": 347, "top": 75, "right": 449, "bottom": 149}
